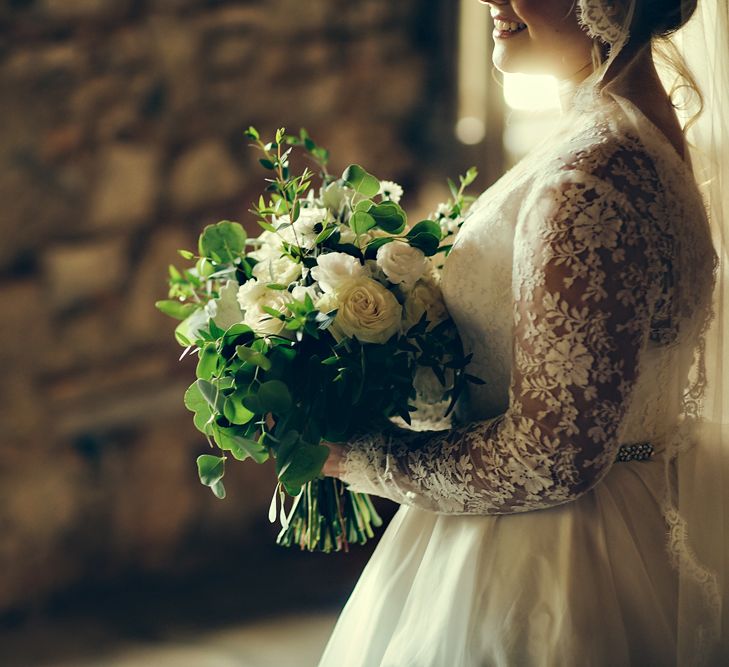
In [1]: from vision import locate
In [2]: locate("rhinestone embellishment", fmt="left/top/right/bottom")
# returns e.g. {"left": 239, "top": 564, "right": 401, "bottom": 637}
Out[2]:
{"left": 616, "top": 443, "right": 655, "bottom": 463}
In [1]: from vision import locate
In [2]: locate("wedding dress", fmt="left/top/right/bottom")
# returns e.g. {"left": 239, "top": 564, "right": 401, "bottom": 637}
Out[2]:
{"left": 316, "top": 91, "right": 721, "bottom": 666}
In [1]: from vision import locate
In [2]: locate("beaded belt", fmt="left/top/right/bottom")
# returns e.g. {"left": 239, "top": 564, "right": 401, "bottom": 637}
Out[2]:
{"left": 615, "top": 442, "right": 654, "bottom": 463}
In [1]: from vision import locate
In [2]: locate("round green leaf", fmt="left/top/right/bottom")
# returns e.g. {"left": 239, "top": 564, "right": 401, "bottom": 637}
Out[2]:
{"left": 184, "top": 382, "right": 214, "bottom": 434}
{"left": 198, "top": 221, "right": 247, "bottom": 264}
{"left": 196, "top": 343, "right": 219, "bottom": 380}
{"left": 223, "top": 393, "right": 255, "bottom": 425}
{"left": 197, "top": 454, "right": 225, "bottom": 486}
{"left": 342, "top": 164, "right": 380, "bottom": 198}
{"left": 279, "top": 445, "right": 329, "bottom": 488}
{"left": 213, "top": 424, "right": 268, "bottom": 463}
{"left": 350, "top": 211, "right": 376, "bottom": 235}
{"left": 370, "top": 202, "right": 407, "bottom": 234}
{"left": 236, "top": 345, "right": 272, "bottom": 371}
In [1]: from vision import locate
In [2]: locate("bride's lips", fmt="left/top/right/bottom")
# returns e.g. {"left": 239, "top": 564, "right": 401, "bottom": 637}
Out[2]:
{"left": 491, "top": 13, "right": 528, "bottom": 40}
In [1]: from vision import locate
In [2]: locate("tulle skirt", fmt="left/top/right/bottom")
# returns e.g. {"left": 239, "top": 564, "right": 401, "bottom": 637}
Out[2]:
{"left": 317, "top": 454, "right": 680, "bottom": 667}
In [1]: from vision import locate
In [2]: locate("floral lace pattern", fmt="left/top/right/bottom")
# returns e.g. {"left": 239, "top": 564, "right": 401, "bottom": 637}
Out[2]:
{"left": 340, "top": 98, "right": 717, "bottom": 518}
{"left": 577, "top": 0, "right": 629, "bottom": 52}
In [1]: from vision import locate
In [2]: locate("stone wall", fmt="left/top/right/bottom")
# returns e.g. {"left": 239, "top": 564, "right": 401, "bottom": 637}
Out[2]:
{"left": 0, "top": 0, "right": 456, "bottom": 612}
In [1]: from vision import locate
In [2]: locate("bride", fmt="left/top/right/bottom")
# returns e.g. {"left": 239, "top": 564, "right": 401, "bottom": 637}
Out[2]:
{"left": 317, "top": 1, "right": 729, "bottom": 665}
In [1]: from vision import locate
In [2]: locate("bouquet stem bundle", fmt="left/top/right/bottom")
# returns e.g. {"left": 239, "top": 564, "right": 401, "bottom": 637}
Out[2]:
{"left": 275, "top": 478, "right": 383, "bottom": 552}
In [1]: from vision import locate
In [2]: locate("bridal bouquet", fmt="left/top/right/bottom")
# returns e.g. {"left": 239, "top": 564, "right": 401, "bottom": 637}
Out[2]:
{"left": 156, "top": 127, "right": 481, "bottom": 552}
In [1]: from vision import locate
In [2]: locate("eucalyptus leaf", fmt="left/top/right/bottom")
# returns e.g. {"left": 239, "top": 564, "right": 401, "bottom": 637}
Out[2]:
{"left": 197, "top": 454, "right": 225, "bottom": 486}
{"left": 370, "top": 202, "right": 407, "bottom": 234}
{"left": 236, "top": 345, "right": 272, "bottom": 371}
{"left": 278, "top": 445, "right": 329, "bottom": 488}
{"left": 211, "top": 479, "right": 226, "bottom": 499}
{"left": 213, "top": 424, "right": 268, "bottom": 463}
{"left": 156, "top": 300, "right": 200, "bottom": 320}
{"left": 184, "top": 382, "right": 214, "bottom": 434}
{"left": 198, "top": 221, "right": 247, "bottom": 264}
{"left": 350, "top": 211, "right": 376, "bottom": 235}
{"left": 342, "top": 164, "right": 380, "bottom": 199}
{"left": 223, "top": 393, "right": 256, "bottom": 425}
{"left": 197, "top": 378, "right": 225, "bottom": 413}
{"left": 196, "top": 343, "right": 219, "bottom": 381}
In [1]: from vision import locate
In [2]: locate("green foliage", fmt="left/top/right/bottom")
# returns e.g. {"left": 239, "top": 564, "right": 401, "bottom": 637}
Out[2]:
{"left": 198, "top": 221, "right": 247, "bottom": 264}
{"left": 406, "top": 220, "right": 443, "bottom": 256}
{"left": 342, "top": 164, "right": 380, "bottom": 198}
{"left": 197, "top": 455, "right": 226, "bottom": 499}
{"left": 155, "top": 299, "right": 200, "bottom": 320}
{"left": 158, "top": 127, "right": 483, "bottom": 551}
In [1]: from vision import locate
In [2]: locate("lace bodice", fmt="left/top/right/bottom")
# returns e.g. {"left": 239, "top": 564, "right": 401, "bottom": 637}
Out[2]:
{"left": 340, "top": 96, "right": 717, "bottom": 515}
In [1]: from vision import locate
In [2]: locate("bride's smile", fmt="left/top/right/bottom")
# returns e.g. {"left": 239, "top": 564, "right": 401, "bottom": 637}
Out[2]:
{"left": 481, "top": 0, "right": 595, "bottom": 81}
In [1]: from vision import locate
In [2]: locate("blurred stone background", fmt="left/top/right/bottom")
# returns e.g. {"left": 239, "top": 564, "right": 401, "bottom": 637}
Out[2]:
{"left": 0, "top": 0, "right": 489, "bottom": 664}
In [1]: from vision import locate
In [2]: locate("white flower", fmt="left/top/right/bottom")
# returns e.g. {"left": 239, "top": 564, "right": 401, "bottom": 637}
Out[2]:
{"left": 236, "top": 280, "right": 291, "bottom": 336}
{"left": 439, "top": 215, "right": 463, "bottom": 237}
{"left": 435, "top": 202, "right": 451, "bottom": 218}
{"left": 291, "top": 284, "right": 320, "bottom": 304}
{"left": 247, "top": 231, "right": 281, "bottom": 261}
{"left": 379, "top": 180, "right": 404, "bottom": 204}
{"left": 376, "top": 241, "right": 428, "bottom": 290}
{"left": 275, "top": 206, "right": 328, "bottom": 250}
{"left": 321, "top": 182, "right": 354, "bottom": 214}
{"left": 310, "top": 252, "right": 366, "bottom": 293}
{"left": 334, "top": 277, "right": 402, "bottom": 344}
{"left": 251, "top": 253, "right": 302, "bottom": 286}
{"left": 403, "top": 278, "right": 448, "bottom": 332}
{"left": 205, "top": 280, "right": 244, "bottom": 330}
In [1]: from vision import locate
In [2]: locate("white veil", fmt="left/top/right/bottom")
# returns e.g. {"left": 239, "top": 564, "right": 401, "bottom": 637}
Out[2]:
{"left": 577, "top": 0, "right": 729, "bottom": 663}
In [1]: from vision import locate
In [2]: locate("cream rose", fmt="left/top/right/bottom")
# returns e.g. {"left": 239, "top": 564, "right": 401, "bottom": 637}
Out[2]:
{"left": 310, "top": 251, "right": 365, "bottom": 293}
{"left": 236, "top": 281, "right": 291, "bottom": 336}
{"left": 376, "top": 241, "right": 428, "bottom": 290}
{"left": 403, "top": 278, "right": 448, "bottom": 332}
{"left": 334, "top": 277, "right": 402, "bottom": 344}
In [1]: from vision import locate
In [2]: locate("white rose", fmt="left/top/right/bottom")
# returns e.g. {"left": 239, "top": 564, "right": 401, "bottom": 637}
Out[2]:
{"left": 251, "top": 253, "right": 302, "bottom": 286}
{"left": 275, "top": 206, "right": 328, "bottom": 250}
{"left": 236, "top": 281, "right": 291, "bottom": 336}
{"left": 334, "top": 277, "right": 402, "bottom": 344}
{"left": 205, "top": 280, "right": 244, "bottom": 330}
{"left": 376, "top": 241, "right": 428, "bottom": 290}
{"left": 403, "top": 278, "right": 448, "bottom": 332}
{"left": 310, "top": 252, "right": 365, "bottom": 293}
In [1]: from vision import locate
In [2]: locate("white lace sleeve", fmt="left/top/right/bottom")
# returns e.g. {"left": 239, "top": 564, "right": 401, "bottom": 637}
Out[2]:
{"left": 339, "top": 166, "right": 665, "bottom": 515}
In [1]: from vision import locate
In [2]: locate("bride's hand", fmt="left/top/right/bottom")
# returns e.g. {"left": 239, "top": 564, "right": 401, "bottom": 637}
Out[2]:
{"left": 322, "top": 441, "right": 348, "bottom": 479}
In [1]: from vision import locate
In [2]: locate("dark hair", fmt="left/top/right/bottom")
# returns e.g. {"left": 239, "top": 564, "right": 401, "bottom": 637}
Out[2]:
{"left": 633, "top": 0, "right": 698, "bottom": 40}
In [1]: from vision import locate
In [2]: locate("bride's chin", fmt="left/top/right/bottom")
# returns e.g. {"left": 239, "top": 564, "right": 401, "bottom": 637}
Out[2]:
{"left": 492, "top": 47, "right": 551, "bottom": 77}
